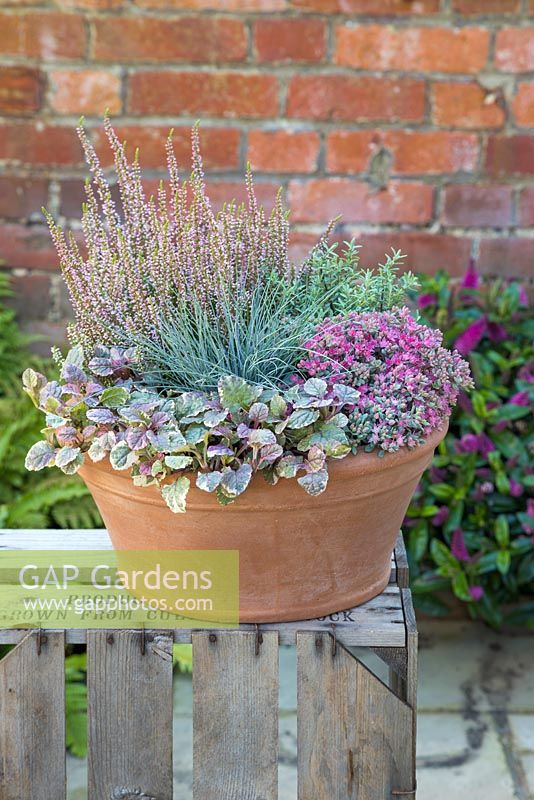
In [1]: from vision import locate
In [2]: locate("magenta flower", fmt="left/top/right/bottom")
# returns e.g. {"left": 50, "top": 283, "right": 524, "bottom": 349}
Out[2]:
{"left": 461, "top": 259, "right": 480, "bottom": 290}
{"left": 509, "top": 391, "right": 529, "bottom": 406}
{"left": 518, "top": 285, "right": 529, "bottom": 307}
{"left": 477, "top": 433, "right": 495, "bottom": 457}
{"left": 469, "top": 586, "right": 484, "bottom": 601}
{"left": 432, "top": 506, "right": 449, "bottom": 526}
{"left": 487, "top": 322, "right": 508, "bottom": 344}
{"left": 451, "top": 529, "right": 471, "bottom": 562}
{"left": 417, "top": 293, "right": 437, "bottom": 310}
{"left": 454, "top": 317, "right": 487, "bottom": 355}
{"left": 509, "top": 479, "right": 523, "bottom": 498}
{"left": 456, "top": 433, "right": 480, "bottom": 453}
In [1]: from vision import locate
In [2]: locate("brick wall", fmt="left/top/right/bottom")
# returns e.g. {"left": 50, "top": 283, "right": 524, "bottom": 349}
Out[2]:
{"left": 0, "top": 0, "right": 532, "bottom": 344}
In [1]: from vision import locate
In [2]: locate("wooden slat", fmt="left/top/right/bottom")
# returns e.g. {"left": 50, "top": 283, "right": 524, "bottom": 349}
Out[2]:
{"left": 0, "top": 528, "right": 112, "bottom": 550}
{"left": 0, "top": 630, "right": 65, "bottom": 800}
{"left": 0, "top": 585, "right": 405, "bottom": 647}
{"left": 193, "top": 630, "right": 279, "bottom": 800}
{"left": 87, "top": 630, "right": 173, "bottom": 800}
{"left": 297, "top": 632, "right": 413, "bottom": 800}
{"left": 394, "top": 531, "right": 409, "bottom": 588}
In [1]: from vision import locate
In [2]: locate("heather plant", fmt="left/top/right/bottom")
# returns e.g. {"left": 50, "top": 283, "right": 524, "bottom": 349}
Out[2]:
{"left": 45, "top": 119, "right": 291, "bottom": 352}
{"left": 405, "top": 265, "right": 533, "bottom": 628}
{"left": 297, "top": 307, "right": 473, "bottom": 454}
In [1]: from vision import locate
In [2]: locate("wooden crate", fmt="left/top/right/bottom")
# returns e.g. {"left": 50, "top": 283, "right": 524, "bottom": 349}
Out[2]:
{"left": 0, "top": 529, "right": 417, "bottom": 799}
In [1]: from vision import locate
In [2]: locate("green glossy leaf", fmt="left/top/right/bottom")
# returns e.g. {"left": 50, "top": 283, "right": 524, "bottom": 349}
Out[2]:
{"left": 100, "top": 387, "right": 130, "bottom": 408}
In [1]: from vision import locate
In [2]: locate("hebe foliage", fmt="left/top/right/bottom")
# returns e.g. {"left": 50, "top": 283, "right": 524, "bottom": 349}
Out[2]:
{"left": 406, "top": 267, "right": 533, "bottom": 628}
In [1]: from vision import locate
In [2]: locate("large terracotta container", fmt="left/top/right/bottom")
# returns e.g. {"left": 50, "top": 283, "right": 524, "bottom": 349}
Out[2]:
{"left": 79, "top": 425, "right": 446, "bottom": 622}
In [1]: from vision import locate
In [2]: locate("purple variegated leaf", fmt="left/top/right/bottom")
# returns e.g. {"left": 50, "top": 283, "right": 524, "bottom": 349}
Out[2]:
{"left": 86, "top": 408, "right": 116, "bottom": 424}
{"left": 207, "top": 445, "right": 234, "bottom": 457}
{"left": 126, "top": 426, "right": 150, "bottom": 450}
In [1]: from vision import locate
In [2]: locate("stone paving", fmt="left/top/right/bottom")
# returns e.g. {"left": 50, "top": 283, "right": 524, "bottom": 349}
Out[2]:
{"left": 67, "top": 620, "right": 534, "bottom": 799}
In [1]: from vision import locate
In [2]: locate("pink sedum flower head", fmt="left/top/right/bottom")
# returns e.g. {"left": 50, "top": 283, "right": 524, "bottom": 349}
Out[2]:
{"left": 297, "top": 307, "right": 473, "bottom": 454}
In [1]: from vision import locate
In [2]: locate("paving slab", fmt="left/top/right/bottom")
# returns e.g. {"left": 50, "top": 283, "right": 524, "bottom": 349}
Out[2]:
{"left": 510, "top": 715, "right": 534, "bottom": 753}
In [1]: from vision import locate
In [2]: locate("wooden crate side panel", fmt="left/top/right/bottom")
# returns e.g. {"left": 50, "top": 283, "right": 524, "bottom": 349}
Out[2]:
{"left": 192, "top": 630, "right": 279, "bottom": 800}
{"left": 297, "top": 632, "right": 413, "bottom": 800}
{"left": 0, "top": 631, "right": 65, "bottom": 800}
{"left": 87, "top": 630, "right": 174, "bottom": 800}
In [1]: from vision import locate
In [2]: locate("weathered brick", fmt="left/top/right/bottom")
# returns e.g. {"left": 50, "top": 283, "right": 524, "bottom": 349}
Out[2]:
{"left": 478, "top": 238, "right": 533, "bottom": 277}
{"left": 290, "top": 0, "right": 439, "bottom": 11}
{"left": 0, "top": 176, "right": 48, "bottom": 220}
{"left": 288, "top": 179, "right": 433, "bottom": 224}
{"left": 495, "top": 28, "right": 534, "bottom": 72}
{"left": 518, "top": 187, "right": 534, "bottom": 227}
{"left": 0, "top": 67, "right": 42, "bottom": 116}
{"left": 354, "top": 232, "right": 472, "bottom": 276}
{"left": 326, "top": 130, "right": 478, "bottom": 174}
{"left": 7, "top": 273, "right": 52, "bottom": 323}
{"left": 59, "top": 179, "right": 122, "bottom": 218}
{"left": 485, "top": 135, "right": 534, "bottom": 176}
{"left": 0, "top": 124, "right": 83, "bottom": 166}
{"left": 57, "top": 0, "right": 126, "bottom": 8}
{"left": 432, "top": 82, "right": 505, "bottom": 129}
{"left": 49, "top": 70, "right": 122, "bottom": 115}
{"left": 128, "top": 71, "right": 279, "bottom": 118}
{"left": 248, "top": 130, "right": 319, "bottom": 173}
{"left": 0, "top": 225, "right": 59, "bottom": 271}
{"left": 93, "top": 125, "right": 240, "bottom": 170}
{"left": 254, "top": 18, "right": 326, "bottom": 63}
{"left": 93, "top": 16, "right": 247, "bottom": 63}
{"left": 204, "top": 180, "right": 279, "bottom": 213}
{"left": 512, "top": 83, "right": 534, "bottom": 127}
{"left": 287, "top": 75, "right": 425, "bottom": 122}
{"left": 0, "top": 12, "right": 86, "bottom": 59}
{"left": 441, "top": 185, "right": 512, "bottom": 227}
{"left": 452, "top": 0, "right": 520, "bottom": 13}
{"left": 325, "top": 131, "right": 377, "bottom": 174}
{"left": 133, "top": 0, "right": 287, "bottom": 8}
{"left": 335, "top": 25, "right": 490, "bottom": 74}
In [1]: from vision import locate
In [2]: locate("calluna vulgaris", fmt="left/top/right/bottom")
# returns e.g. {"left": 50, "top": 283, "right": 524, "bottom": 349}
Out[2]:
{"left": 24, "top": 121, "right": 473, "bottom": 512}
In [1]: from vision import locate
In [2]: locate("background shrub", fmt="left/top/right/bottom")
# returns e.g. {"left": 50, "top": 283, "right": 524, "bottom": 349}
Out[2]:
{"left": 407, "top": 265, "right": 533, "bottom": 628}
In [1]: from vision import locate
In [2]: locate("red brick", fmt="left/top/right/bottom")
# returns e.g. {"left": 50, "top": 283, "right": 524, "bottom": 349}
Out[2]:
{"left": 7, "top": 273, "right": 52, "bottom": 323}
{"left": 325, "top": 131, "right": 377, "bottom": 174}
{"left": 288, "top": 179, "right": 433, "bottom": 225}
{"left": 128, "top": 72, "right": 278, "bottom": 118}
{"left": 327, "top": 131, "right": 478, "bottom": 175}
{"left": 0, "top": 225, "right": 59, "bottom": 271}
{"left": 485, "top": 135, "right": 534, "bottom": 176}
{"left": 287, "top": 75, "right": 425, "bottom": 122}
{"left": 495, "top": 28, "right": 534, "bottom": 72}
{"left": 50, "top": 70, "right": 122, "bottom": 115}
{"left": 0, "top": 176, "right": 48, "bottom": 220}
{"left": 441, "top": 185, "right": 512, "bottom": 227}
{"left": 335, "top": 25, "right": 490, "bottom": 74}
{"left": 0, "top": 12, "right": 86, "bottom": 60}
{"left": 0, "top": 67, "right": 42, "bottom": 116}
{"left": 512, "top": 83, "right": 534, "bottom": 128}
{"left": 93, "top": 16, "right": 247, "bottom": 63}
{"left": 59, "top": 179, "right": 122, "bottom": 218}
{"left": 452, "top": 0, "right": 520, "bottom": 12}
{"left": 518, "top": 188, "right": 534, "bottom": 226}
{"left": 92, "top": 125, "right": 240, "bottom": 170}
{"left": 353, "top": 232, "right": 472, "bottom": 276}
{"left": 57, "top": 0, "right": 126, "bottom": 8}
{"left": 133, "top": 0, "right": 286, "bottom": 8}
{"left": 254, "top": 19, "right": 326, "bottom": 63}
{"left": 432, "top": 82, "right": 505, "bottom": 129}
{"left": 204, "top": 180, "right": 279, "bottom": 213}
{"left": 248, "top": 130, "right": 319, "bottom": 173}
{"left": 478, "top": 238, "right": 533, "bottom": 278}
{"left": 290, "top": 0, "right": 439, "bottom": 11}
{"left": 0, "top": 124, "right": 83, "bottom": 167}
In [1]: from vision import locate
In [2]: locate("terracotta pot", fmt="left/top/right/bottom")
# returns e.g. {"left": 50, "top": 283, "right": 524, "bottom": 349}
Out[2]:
{"left": 79, "top": 425, "right": 446, "bottom": 623}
